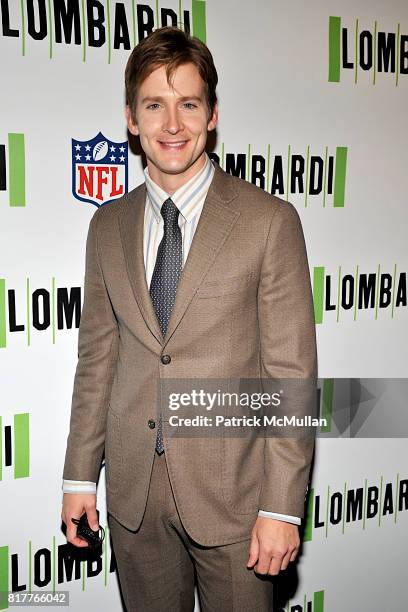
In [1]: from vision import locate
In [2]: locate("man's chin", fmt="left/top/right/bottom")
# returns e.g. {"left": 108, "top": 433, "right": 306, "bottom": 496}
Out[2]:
{"left": 153, "top": 158, "right": 196, "bottom": 176}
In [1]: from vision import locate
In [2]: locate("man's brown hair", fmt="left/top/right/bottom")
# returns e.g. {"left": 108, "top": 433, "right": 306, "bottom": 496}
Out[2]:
{"left": 125, "top": 26, "right": 218, "bottom": 123}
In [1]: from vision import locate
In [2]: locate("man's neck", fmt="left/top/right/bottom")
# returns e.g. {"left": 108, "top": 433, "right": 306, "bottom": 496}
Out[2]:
{"left": 146, "top": 153, "right": 207, "bottom": 196}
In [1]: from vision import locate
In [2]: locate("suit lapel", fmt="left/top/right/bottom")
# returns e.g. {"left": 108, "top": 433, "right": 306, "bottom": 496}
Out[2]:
{"left": 118, "top": 183, "right": 164, "bottom": 344}
{"left": 163, "top": 164, "right": 240, "bottom": 347}
{"left": 118, "top": 163, "right": 240, "bottom": 347}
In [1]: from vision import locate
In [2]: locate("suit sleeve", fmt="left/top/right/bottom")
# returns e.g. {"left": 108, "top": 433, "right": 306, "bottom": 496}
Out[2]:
{"left": 62, "top": 210, "right": 119, "bottom": 484}
{"left": 257, "top": 200, "right": 317, "bottom": 519}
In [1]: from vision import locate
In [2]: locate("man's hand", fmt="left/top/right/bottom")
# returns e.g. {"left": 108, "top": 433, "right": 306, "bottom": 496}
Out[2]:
{"left": 247, "top": 517, "right": 300, "bottom": 575}
{"left": 61, "top": 493, "right": 98, "bottom": 548}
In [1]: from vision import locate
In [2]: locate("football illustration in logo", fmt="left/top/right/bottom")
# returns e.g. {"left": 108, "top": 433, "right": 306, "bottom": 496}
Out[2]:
{"left": 92, "top": 140, "right": 109, "bottom": 161}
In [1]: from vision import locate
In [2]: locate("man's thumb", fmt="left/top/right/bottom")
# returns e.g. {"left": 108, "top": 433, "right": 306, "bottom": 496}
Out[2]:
{"left": 87, "top": 510, "right": 99, "bottom": 532}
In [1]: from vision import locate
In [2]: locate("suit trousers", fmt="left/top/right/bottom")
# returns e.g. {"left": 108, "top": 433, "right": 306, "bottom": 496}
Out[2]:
{"left": 108, "top": 451, "right": 274, "bottom": 612}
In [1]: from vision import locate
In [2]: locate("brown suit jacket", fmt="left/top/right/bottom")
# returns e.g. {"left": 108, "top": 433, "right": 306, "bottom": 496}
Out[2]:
{"left": 63, "top": 162, "right": 317, "bottom": 546}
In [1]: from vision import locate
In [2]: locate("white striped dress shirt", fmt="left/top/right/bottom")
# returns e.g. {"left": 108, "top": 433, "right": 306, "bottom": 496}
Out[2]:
{"left": 62, "top": 152, "right": 301, "bottom": 525}
{"left": 143, "top": 151, "right": 215, "bottom": 286}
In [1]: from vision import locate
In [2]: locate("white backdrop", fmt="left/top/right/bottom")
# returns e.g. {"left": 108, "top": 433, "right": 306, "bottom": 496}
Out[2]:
{"left": 1, "top": 1, "right": 407, "bottom": 610}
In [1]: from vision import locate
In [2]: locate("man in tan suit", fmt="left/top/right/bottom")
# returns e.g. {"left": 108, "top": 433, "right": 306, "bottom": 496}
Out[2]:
{"left": 62, "top": 26, "right": 317, "bottom": 611}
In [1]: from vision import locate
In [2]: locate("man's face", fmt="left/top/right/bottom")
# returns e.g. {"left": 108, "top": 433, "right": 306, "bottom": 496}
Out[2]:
{"left": 126, "top": 62, "right": 218, "bottom": 185}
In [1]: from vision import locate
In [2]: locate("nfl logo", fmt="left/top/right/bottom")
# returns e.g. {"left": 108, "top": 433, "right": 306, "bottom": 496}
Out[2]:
{"left": 72, "top": 132, "right": 128, "bottom": 207}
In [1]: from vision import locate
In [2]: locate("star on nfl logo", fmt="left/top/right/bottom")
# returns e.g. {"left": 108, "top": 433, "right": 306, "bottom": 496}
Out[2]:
{"left": 72, "top": 132, "right": 128, "bottom": 207}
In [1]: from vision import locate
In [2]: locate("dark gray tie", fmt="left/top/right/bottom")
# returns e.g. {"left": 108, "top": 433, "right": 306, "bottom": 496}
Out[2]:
{"left": 149, "top": 197, "right": 183, "bottom": 453}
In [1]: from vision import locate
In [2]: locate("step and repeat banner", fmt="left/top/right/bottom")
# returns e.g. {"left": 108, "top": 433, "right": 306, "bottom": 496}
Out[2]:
{"left": 1, "top": 0, "right": 407, "bottom": 610}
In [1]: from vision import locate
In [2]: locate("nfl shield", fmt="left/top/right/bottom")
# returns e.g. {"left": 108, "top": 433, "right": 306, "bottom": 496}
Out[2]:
{"left": 72, "top": 132, "right": 128, "bottom": 207}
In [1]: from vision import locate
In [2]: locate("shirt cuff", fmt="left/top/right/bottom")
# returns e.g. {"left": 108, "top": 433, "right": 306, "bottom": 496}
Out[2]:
{"left": 62, "top": 479, "right": 97, "bottom": 494}
{"left": 258, "top": 510, "right": 301, "bottom": 525}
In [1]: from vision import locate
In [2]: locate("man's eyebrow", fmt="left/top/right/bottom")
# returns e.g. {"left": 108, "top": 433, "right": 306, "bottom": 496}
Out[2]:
{"left": 140, "top": 95, "right": 203, "bottom": 104}
{"left": 178, "top": 96, "right": 203, "bottom": 102}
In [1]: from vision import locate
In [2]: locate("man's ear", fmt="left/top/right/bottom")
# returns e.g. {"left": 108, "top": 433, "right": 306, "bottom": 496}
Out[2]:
{"left": 207, "top": 102, "right": 218, "bottom": 132}
{"left": 125, "top": 105, "right": 139, "bottom": 136}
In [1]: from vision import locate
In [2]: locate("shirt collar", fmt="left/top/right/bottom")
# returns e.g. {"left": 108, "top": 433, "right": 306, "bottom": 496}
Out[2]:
{"left": 144, "top": 152, "right": 215, "bottom": 224}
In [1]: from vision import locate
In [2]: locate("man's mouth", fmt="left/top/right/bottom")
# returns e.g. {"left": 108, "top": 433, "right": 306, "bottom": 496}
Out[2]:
{"left": 158, "top": 140, "right": 189, "bottom": 150}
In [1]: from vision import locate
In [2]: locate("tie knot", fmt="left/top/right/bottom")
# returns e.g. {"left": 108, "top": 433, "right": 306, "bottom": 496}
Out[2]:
{"left": 161, "top": 198, "right": 179, "bottom": 227}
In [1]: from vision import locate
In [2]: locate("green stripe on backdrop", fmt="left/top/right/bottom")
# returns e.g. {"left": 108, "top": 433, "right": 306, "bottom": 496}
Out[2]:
{"left": 314, "top": 590, "right": 325, "bottom": 612}
{"left": 394, "top": 473, "right": 399, "bottom": 523}
{"left": 47, "top": 0, "right": 53, "bottom": 59}
{"left": 353, "top": 264, "right": 359, "bottom": 320}
{"left": 396, "top": 23, "right": 400, "bottom": 86}
{"left": 320, "top": 378, "right": 333, "bottom": 433}
{"left": 373, "top": 21, "right": 377, "bottom": 85}
{"left": 266, "top": 144, "right": 271, "bottom": 192}
{"left": 192, "top": 0, "right": 206, "bottom": 43}
{"left": 81, "top": 0, "right": 87, "bottom": 62}
{"left": 354, "top": 19, "right": 359, "bottom": 84}
{"left": 8, "top": 134, "right": 25, "bottom": 207}
{"left": 303, "top": 488, "right": 314, "bottom": 542}
{"left": 52, "top": 535, "right": 56, "bottom": 592}
{"left": 323, "top": 146, "right": 328, "bottom": 207}
{"left": 26, "top": 278, "right": 31, "bottom": 346}
{"left": 28, "top": 540, "right": 32, "bottom": 591}
{"left": 304, "top": 145, "right": 310, "bottom": 207}
{"left": 391, "top": 263, "right": 397, "bottom": 318}
{"left": 106, "top": 0, "right": 112, "bottom": 64}
{"left": 342, "top": 481, "right": 347, "bottom": 534}
{"left": 374, "top": 264, "right": 381, "bottom": 320}
{"left": 14, "top": 413, "right": 30, "bottom": 478}
{"left": 333, "top": 147, "right": 347, "bottom": 207}
{"left": 132, "top": 0, "right": 138, "bottom": 46}
{"left": 0, "top": 279, "right": 6, "bottom": 348}
{"left": 363, "top": 478, "right": 368, "bottom": 529}
{"left": 336, "top": 265, "right": 341, "bottom": 322}
{"left": 328, "top": 16, "right": 341, "bottom": 82}
{"left": 52, "top": 277, "right": 56, "bottom": 344}
{"left": 0, "top": 547, "right": 8, "bottom": 610}
{"left": 313, "top": 266, "right": 325, "bottom": 324}
{"left": 104, "top": 525, "right": 109, "bottom": 585}
{"left": 20, "top": 0, "right": 26, "bottom": 56}
{"left": 285, "top": 144, "right": 291, "bottom": 202}
{"left": 178, "top": 0, "right": 183, "bottom": 29}
{"left": 325, "top": 485, "right": 330, "bottom": 537}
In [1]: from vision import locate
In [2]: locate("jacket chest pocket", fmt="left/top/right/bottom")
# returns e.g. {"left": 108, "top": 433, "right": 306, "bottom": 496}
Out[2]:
{"left": 196, "top": 272, "right": 257, "bottom": 299}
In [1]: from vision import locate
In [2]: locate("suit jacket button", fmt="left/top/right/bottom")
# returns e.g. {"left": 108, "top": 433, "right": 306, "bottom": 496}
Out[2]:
{"left": 148, "top": 419, "right": 156, "bottom": 429}
{"left": 161, "top": 354, "right": 171, "bottom": 365}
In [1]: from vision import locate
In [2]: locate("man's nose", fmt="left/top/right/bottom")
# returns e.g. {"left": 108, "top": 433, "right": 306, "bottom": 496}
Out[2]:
{"left": 162, "top": 107, "right": 183, "bottom": 134}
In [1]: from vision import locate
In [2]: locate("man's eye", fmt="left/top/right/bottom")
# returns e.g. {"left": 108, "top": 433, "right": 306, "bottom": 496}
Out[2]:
{"left": 183, "top": 102, "right": 197, "bottom": 109}
{"left": 147, "top": 103, "right": 160, "bottom": 110}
